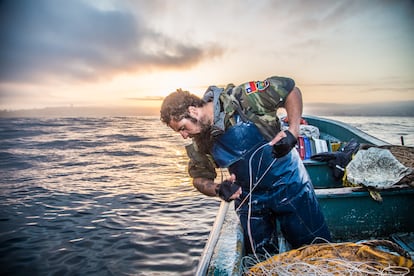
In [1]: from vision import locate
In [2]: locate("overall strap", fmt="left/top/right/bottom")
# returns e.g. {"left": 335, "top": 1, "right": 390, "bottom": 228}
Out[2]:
{"left": 219, "top": 87, "right": 276, "bottom": 141}
{"left": 219, "top": 90, "right": 238, "bottom": 126}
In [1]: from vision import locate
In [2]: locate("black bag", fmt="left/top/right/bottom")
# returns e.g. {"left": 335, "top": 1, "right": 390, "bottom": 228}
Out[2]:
{"left": 311, "top": 139, "right": 360, "bottom": 180}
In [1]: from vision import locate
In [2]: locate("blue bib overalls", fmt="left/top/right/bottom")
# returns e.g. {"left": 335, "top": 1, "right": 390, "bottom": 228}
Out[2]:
{"left": 211, "top": 119, "right": 331, "bottom": 254}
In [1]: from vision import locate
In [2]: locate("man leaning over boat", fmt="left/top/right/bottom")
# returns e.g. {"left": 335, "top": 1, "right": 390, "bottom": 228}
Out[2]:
{"left": 160, "top": 76, "right": 331, "bottom": 256}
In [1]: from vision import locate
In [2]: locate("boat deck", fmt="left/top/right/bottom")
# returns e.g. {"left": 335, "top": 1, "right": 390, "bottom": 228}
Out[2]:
{"left": 204, "top": 202, "right": 414, "bottom": 275}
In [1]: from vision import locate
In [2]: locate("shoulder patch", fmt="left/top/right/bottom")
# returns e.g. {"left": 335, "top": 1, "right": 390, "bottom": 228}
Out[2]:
{"left": 244, "top": 80, "right": 269, "bottom": 94}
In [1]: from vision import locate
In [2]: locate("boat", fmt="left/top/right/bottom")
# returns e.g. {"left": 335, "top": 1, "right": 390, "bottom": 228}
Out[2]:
{"left": 196, "top": 115, "right": 414, "bottom": 275}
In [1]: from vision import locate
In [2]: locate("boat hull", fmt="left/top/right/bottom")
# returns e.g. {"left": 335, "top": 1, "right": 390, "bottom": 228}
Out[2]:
{"left": 197, "top": 115, "right": 413, "bottom": 275}
{"left": 317, "top": 186, "right": 414, "bottom": 240}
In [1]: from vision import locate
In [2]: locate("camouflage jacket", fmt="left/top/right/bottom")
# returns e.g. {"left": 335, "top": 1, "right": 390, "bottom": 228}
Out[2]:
{"left": 186, "top": 76, "right": 295, "bottom": 180}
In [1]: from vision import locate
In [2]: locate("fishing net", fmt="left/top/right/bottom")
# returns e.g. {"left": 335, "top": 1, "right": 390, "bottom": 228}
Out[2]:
{"left": 244, "top": 240, "right": 413, "bottom": 276}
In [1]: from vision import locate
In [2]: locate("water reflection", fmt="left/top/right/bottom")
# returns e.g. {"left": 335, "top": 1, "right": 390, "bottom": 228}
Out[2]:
{"left": 0, "top": 117, "right": 219, "bottom": 275}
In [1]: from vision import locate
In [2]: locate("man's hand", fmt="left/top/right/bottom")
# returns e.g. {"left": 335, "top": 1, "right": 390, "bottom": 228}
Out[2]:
{"left": 270, "top": 130, "right": 297, "bottom": 158}
{"left": 216, "top": 174, "right": 242, "bottom": 202}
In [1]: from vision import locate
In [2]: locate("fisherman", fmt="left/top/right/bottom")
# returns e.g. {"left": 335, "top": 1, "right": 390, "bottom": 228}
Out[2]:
{"left": 160, "top": 76, "right": 331, "bottom": 255}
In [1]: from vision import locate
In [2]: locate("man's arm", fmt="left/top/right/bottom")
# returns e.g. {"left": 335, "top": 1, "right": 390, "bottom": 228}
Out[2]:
{"left": 193, "top": 176, "right": 242, "bottom": 200}
{"left": 193, "top": 177, "right": 218, "bottom": 196}
{"left": 269, "top": 86, "right": 303, "bottom": 145}
{"left": 283, "top": 87, "right": 303, "bottom": 138}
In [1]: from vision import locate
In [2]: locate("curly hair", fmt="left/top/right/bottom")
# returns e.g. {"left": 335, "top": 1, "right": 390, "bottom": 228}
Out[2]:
{"left": 160, "top": 89, "right": 205, "bottom": 126}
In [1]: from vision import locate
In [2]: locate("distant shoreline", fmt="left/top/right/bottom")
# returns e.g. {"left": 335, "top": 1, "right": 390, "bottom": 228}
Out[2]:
{"left": 1, "top": 101, "right": 413, "bottom": 117}
{"left": 304, "top": 101, "right": 414, "bottom": 117}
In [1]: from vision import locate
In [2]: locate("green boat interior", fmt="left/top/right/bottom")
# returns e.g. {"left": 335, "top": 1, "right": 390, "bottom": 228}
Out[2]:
{"left": 198, "top": 115, "right": 414, "bottom": 275}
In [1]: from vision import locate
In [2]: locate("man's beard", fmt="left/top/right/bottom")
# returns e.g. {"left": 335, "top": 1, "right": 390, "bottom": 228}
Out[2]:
{"left": 192, "top": 118, "right": 223, "bottom": 154}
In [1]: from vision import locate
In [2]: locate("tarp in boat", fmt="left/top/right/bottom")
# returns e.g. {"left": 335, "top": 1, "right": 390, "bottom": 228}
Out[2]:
{"left": 346, "top": 147, "right": 413, "bottom": 189}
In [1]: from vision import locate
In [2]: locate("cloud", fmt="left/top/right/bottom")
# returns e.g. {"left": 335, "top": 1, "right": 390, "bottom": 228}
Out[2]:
{"left": 1, "top": 0, "right": 412, "bottom": 110}
{"left": 0, "top": 0, "right": 224, "bottom": 84}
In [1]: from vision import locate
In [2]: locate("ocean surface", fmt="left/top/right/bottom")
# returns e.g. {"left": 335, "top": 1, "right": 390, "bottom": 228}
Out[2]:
{"left": 0, "top": 115, "right": 413, "bottom": 275}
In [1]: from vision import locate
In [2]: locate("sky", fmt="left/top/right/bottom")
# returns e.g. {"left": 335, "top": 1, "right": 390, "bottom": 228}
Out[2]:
{"left": 0, "top": 0, "right": 413, "bottom": 115}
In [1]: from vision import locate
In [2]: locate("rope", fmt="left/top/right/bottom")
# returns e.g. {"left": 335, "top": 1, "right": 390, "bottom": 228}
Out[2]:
{"left": 233, "top": 142, "right": 276, "bottom": 260}
{"left": 360, "top": 240, "right": 412, "bottom": 260}
{"left": 235, "top": 143, "right": 275, "bottom": 213}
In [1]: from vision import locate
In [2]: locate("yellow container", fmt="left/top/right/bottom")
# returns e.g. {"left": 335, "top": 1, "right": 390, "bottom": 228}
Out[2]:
{"left": 330, "top": 142, "right": 341, "bottom": 152}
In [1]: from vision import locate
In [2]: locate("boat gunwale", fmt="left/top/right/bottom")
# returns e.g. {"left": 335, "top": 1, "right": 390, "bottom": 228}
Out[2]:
{"left": 315, "top": 184, "right": 414, "bottom": 198}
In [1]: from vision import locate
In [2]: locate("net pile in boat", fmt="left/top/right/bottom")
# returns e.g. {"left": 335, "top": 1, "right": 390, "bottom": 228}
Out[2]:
{"left": 244, "top": 240, "right": 413, "bottom": 276}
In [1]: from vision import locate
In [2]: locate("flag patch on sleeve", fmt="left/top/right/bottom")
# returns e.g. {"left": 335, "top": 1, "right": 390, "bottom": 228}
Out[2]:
{"left": 245, "top": 80, "right": 269, "bottom": 94}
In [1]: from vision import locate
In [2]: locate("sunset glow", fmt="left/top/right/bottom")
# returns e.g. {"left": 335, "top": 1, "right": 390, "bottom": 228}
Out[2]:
{"left": 1, "top": 0, "right": 413, "bottom": 115}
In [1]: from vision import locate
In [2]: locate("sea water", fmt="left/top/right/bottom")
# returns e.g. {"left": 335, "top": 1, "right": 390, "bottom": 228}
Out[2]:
{"left": 0, "top": 116, "right": 412, "bottom": 275}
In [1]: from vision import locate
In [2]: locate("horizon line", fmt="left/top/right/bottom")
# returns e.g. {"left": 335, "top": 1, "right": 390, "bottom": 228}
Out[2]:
{"left": 1, "top": 101, "right": 413, "bottom": 117}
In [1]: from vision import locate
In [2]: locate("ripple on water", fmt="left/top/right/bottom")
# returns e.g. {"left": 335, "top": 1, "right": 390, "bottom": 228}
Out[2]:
{"left": 0, "top": 117, "right": 219, "bottom": 275}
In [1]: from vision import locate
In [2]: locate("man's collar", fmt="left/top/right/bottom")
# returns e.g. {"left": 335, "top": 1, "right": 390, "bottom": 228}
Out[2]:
{"left": 203, "top": 86, "right": 225, "bottom": 130}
